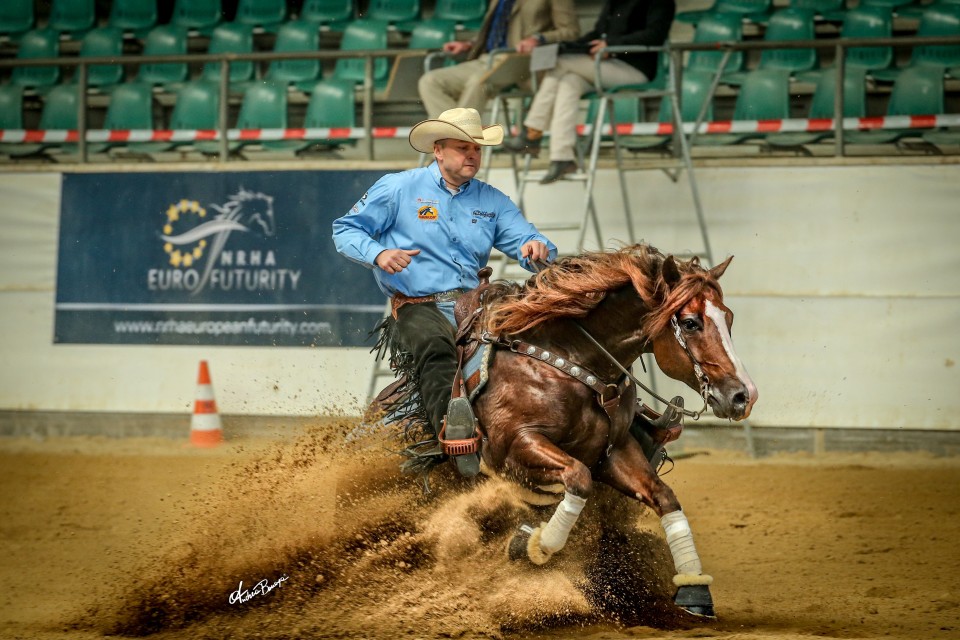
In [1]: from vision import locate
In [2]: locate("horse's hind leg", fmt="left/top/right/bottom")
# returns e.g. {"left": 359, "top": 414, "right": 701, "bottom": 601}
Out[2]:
{"left": 597, "top": 438, "right": 716, "bottom": 617}
{"left": 501, "top": 433, "right": 592, "bottom": 565}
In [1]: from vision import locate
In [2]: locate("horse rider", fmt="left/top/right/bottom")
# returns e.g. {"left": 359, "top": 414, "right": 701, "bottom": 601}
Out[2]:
{"left": 332, "top": 107, "right": 558, "bottom": 478}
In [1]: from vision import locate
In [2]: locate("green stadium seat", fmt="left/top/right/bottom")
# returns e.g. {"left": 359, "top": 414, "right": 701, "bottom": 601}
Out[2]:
{"left": 74, "top": 27, "right": 125, "bottom": 92}
{"left": 366, "top": 0, "right": 420, "bottom": 31}
{"left": 169, "top": 80, "right": 226, "bottom": 154}
{"left": 871, "top": 4, "right": 960, "bottom": 81}
{"left": 201, "top": 22, "right": 256, "bottom": 92}
{"left": 697, "top": 69, "right": 791, "bottom": 146}
{"left": 0, "top": 0, "right": 35, "bottom": 42}
{"left": 848, "top": 66, "right": 945, "bottom": 144}
{"left": 333, "top": 19, "right": 390, "bottom": 90}
{"left": 788, "top": 0, "right": 845, "bottom": 22}
{"left": 767, "top": 68, "right": 867, "bottom": 147}
{"left": 37, "top": 83, "right": 81, "bottom": 156}
{"left": 235, "top": 81, "right": 306, "bottom": 154}
{"left": 171, "top": 0, "right": 222, "bottom": 35}
{"left": 620, "top": 69, "right": 717, "bottom": 151}
{"left": 724, "top": 8, "right": 818, "bottom": 84}
{"left": 98, "top": 81, "right": 171, "bottom": 154}
{"left": 300, "top": 0, "right": 355, "bottom": 31}
{"left": 235, "top": 0, "right": 288, "bottom": 32}
{"left": 0, "top": 84, "right": 44, "bottom": 157}
{"left": 303, "top": 78, "right": 358, "bottom": 148}
{"left": 108, "top": 0, "right": 158, "bottom": 38}
{"left": 136, "top": 25, "right": 190, "bottom": 89}
{"left": 11, "top": 28, "right": 60, "bottom": 91}
{"left": 265, "top": 20, "right": 323, "bottom": 92}
{"left": 686, "top": 12, "right": 745, "bottom": 79}
{"left": 843, "top": 7, "right": 894, "bottom": 74}
{"left": 433, "top": 0, "right": 485, "bottom": 30}
{"left": 676, "top": 0, "right": 772, "bottom": 25}
{"left": 48, "top": 0, "right": 96, "bottom": 38}
{"left": 408, "top": 17, "right": 455, "bottom": 49}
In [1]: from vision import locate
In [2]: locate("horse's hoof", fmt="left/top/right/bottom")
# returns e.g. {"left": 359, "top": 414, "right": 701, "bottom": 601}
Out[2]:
{"left": 507, "top": 525, "right": 534, "bottom": 561}
{"left": 674, "top": 584, "right": 716, "bottom": 618}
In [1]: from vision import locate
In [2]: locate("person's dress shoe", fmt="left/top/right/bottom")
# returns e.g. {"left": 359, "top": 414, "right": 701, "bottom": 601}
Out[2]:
{"left": 540, "top": 160, "right": 577, "bottom": 184}
{"left": 501, "top": 132, "right": 542, "bottom": 157}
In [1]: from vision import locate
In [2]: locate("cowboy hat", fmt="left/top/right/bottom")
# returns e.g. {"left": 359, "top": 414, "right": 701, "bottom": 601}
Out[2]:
{"left": 408, "top": 107, "right": 504, "bottom": 154}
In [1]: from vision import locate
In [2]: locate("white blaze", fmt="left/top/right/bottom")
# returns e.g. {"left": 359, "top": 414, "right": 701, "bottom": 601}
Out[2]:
{"left": 704, "top": 300, "right": 758, "bottom": 407}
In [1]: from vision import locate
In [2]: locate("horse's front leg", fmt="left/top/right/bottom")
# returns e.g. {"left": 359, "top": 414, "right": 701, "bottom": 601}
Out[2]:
{"left": 500, "top": 432, "right": 592, "bottom": 565}
{"left": 596, "top": 436, "right": 716, "bottom": 618}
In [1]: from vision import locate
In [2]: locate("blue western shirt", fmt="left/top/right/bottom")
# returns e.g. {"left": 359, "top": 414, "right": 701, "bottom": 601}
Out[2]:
{"left": 332, "top": 163, "right": 557, "bottom": 298}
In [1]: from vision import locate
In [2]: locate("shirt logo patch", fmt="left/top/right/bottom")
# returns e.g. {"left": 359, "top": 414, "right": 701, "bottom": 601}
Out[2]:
{"left": 472, "top": 210, "right": 496, "bottom": 221}
{"left": 418, "top": 205, "right": 439, "bottom": 220}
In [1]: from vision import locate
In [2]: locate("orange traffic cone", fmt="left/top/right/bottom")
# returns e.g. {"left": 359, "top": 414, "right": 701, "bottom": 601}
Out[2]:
{"left": 190, "top": 360, "right": 223, "bottom": 447}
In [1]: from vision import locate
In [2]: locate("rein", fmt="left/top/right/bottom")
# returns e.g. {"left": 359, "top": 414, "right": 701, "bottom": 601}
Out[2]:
{"left": 572, "top": 320, "right": 709, "bottom": 420}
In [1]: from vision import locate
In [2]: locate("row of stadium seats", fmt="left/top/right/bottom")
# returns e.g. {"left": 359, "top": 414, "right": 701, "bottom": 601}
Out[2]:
{"left": 1, "top": 62, "right": 956, "bottom": 162}
{"left": 604, "top": 66, "right": 958, "bottom": 152}
{"left": 0, "top": 0, "right": 484, "bottom": 41}
{"left": 681, "top": 3, "right": 960, "bottom": 84}
{"left": 5, "top": 17, "right": 456, "bottom": 94}
{"left": 677, "top": 0, "right": 960, "bottom": 24}
{"left": 0, "top": 78, "right": 358, "bottom": 158}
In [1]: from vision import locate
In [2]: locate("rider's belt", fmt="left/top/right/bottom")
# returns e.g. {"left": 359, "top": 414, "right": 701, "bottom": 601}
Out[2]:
{"left": 391, "top": 289, "right": 467, "bottom": 318}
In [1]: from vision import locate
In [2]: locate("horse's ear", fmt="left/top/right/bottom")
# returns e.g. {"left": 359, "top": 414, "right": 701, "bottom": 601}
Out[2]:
{"left": 708, "top": 255, "right": 734, "bottom": 280}
{"left": 662, "top": 255, "right": 682, "bottom": 288}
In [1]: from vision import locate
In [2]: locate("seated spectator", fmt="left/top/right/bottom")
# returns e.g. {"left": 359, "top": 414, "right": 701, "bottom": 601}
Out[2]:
{"left": 417, "top": 0, "right": 580, "bottom": 119}
{"left": 502, "top": 0, "right": 675, "bottom": 183}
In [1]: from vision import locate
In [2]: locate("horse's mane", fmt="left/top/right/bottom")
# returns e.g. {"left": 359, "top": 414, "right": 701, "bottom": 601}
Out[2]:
{"left": 483, "top": 243, "right": 723, "bottom": 339}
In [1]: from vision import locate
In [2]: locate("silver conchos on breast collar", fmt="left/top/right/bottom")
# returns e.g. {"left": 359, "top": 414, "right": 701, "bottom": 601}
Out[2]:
{"left": 481, "top": 332, "right": 630, "bottom": 420}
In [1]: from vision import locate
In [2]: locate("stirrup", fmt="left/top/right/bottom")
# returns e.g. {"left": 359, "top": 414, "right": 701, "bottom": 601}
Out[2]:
{"left": 653, "top": 395, "right": 684, "bottom": 430}
{"left": 439, "top": 397, "right": 481, "bottom": 477}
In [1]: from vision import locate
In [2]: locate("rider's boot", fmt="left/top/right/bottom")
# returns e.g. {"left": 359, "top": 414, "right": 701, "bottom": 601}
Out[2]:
{"left": 442, "top": 397, "right": 481, "bottom": 478}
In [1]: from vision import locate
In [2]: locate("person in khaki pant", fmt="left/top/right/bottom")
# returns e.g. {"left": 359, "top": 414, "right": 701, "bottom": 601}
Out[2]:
{"left": 417, "top": 0, "right": 580, "bottom": 119}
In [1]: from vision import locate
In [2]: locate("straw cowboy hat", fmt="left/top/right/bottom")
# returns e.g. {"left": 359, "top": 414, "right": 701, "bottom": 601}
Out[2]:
{"left": 408, "top": 107, "right": 504, "bottom": 154}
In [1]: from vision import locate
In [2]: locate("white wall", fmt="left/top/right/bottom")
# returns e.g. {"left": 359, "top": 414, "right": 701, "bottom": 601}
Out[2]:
{"left": 1, "top": 165, "right": 958, "bottom": 430}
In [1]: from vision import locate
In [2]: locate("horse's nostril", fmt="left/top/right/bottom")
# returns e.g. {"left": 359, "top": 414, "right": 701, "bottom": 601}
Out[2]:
{"left": 732, "top": 391, "right": 748, "bottom": 408}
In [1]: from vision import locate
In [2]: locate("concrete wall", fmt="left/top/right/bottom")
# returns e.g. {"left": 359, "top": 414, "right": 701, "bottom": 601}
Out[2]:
{"left": 0, "top": 164, "right": 957, "bottom": 431}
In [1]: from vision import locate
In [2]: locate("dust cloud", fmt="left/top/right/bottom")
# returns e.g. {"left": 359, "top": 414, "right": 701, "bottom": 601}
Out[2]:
{"left": 85, "top": 421, "right": 687, "bottom": 639}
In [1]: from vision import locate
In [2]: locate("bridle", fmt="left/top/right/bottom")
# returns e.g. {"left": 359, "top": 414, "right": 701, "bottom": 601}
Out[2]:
{"left": 572, "top": 318, "right": 710, "bottom": 420}
{"left": 527, "top": 259, "right": 711, "bottom": 419}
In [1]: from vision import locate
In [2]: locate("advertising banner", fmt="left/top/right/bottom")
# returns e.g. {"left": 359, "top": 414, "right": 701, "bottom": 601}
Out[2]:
{"left": 55, "top": 170, "right": 391, "bottom": 347}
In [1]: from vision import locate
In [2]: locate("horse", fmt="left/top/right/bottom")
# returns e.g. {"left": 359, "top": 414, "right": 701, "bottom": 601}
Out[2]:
{"left": 379, "top": 243, "right": 758, "bottom": 618}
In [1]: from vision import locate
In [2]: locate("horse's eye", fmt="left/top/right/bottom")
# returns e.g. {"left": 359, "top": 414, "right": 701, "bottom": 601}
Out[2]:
{"left": 682, "top": 318, "right": 701, "bottom": 332}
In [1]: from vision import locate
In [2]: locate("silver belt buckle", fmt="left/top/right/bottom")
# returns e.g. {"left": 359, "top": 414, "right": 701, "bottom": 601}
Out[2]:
{"left": 435, "top": 289, "right": 464, "bottom": 302}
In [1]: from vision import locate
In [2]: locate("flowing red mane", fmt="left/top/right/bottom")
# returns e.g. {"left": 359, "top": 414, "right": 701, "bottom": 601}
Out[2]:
{"left": 483, "top": 244, "right": 724, "bottom": 338}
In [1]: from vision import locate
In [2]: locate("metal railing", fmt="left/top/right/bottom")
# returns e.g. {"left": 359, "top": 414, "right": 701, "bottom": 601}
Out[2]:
{"left": 0, "top": 46, "right": 430, "bottom": 161}
{"left": 592, "top": 35, "right": 960, "bottom": 156}
{"left": 1, "top": 33, "right": 958, "bottom": 163}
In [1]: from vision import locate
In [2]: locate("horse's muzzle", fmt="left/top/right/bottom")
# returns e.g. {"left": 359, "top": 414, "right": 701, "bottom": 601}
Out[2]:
{"left": 708, "top": 380, "right": 757, "bottom": 421}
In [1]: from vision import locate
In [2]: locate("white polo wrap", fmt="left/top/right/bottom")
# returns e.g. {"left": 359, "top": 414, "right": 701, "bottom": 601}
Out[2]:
{"left": 661, "top": 510, "right": 703, "bottom": 576}
{"left": 538, "top": 492, "right": 587, "bottom": 554}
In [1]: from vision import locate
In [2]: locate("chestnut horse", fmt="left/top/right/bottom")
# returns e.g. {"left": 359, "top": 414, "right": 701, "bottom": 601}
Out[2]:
{"left": 468, "top": 244, "right": 756, "bottom": 616}
{"left": 377, "top": 244, "right": 757, "bottom": 617}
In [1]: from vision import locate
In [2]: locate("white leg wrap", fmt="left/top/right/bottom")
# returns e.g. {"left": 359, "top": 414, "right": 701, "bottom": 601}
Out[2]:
{"left": 661, "top": 510, "right": 704, "bottom": 576}
{"left": 537, "top": 492, "right": 587, "bottom": 554}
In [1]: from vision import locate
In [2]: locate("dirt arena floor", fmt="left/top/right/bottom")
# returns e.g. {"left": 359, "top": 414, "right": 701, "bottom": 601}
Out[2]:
{"left": 1, "top": 420, "right": 958, "bottom": 640}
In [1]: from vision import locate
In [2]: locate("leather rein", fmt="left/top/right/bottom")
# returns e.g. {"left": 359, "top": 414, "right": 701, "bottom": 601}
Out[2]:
{"left": 571, "top": 318, "right": 710, "bottom": 420}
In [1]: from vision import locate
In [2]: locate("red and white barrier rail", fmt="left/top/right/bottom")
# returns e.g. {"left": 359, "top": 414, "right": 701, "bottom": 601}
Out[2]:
{"left": 576, "top": 114, "right": 960, "bottom": 137}
{"left": 0, "top": 126, "right": 413, "bottom": 144}
{"left": 0, "top": 116, "right": 957, "bottom": 145}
